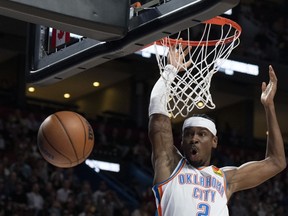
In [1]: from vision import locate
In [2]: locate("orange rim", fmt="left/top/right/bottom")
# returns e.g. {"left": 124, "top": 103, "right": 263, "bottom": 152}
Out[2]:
{"left": 155, "top": 16, "right": 241, "bottom": 47}
{"left": 131, "top": 2, "right": 141, "bottom": 8}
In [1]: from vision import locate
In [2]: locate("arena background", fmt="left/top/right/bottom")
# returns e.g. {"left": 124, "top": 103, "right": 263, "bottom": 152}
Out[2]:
{"left": 0, "top": 0, "right": 287, "bottom": 215}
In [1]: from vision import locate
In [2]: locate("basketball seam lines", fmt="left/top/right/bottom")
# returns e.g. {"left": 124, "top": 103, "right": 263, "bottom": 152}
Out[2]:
{"left": 41, "top": 124, "right": 73, "bottom": 164}
{"left": 75, "top": 113, "right": 87, "bottom": 158}
{"left": 54, "top": 113, "right": 80, "bottom": 163}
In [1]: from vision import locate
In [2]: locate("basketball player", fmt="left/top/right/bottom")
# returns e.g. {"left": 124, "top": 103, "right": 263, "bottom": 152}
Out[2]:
{"left": 148, "top": 46, "right": 286, "bottom": 215}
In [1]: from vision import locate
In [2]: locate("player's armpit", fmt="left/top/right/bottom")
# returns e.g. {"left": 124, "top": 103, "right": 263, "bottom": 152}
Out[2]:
{"left": 152, "top": 149, "right": 181, "bottom": 184}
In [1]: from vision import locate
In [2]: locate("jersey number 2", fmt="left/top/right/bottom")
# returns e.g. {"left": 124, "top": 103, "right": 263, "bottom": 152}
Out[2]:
{"left": 197, "top": 203, "right": 210, "bottom": 216}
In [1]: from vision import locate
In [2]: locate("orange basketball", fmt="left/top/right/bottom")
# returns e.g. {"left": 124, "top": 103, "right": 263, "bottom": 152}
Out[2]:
{"left": 37, "top": 111, "right": 94, "bottom": 168}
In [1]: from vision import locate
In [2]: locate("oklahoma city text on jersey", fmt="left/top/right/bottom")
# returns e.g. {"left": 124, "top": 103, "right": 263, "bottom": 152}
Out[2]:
{"left": 153, "top": 158, "right": 229, "bottom": 216}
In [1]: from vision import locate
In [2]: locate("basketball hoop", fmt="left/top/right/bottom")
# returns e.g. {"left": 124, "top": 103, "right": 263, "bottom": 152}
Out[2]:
{"left": 153, "top": 16, "right": 241, "bottom": 118}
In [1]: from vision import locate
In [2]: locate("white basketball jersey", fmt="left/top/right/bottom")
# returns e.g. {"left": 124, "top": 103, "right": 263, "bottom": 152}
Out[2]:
{"left": 152, "top": 158, "right": 229, "bottom": 216}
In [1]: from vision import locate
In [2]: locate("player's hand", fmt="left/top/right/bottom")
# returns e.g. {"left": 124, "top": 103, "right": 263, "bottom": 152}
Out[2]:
{"left": 167, "top": 40, "right": 191, "bottom": 71}
{"left": 261, "top": 65, "right": 277, "bottom": 107}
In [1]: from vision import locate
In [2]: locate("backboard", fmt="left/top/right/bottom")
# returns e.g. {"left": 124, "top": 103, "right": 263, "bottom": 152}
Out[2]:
{"left": 0, "top": 0, "right": 240, "bottom": 85}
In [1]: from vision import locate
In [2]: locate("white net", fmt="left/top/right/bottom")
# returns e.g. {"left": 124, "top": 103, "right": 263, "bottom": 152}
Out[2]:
{"left": 154, "top": 16, "right": 241, "bottom": 118}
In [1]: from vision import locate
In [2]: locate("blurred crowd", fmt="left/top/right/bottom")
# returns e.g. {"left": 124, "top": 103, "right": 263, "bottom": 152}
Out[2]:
{"left": 235, "top": 0, "right": 288, "bottom": 64}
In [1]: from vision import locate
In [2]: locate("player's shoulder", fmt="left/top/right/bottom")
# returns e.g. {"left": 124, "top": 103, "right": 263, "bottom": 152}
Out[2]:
{"left": 204, "top": 165, "right": 238, "bottom": 178}
{"left": 199, "top": 165, "right": 230, "bottom": 178}
{"left": 219, "top": 166, "right": 238, "bottom": 178}
{"left": 211, "top": 165, "right": 226, "bottom": 177}
{"left": 220, "top": 166, "right": 238, "bottom": 172}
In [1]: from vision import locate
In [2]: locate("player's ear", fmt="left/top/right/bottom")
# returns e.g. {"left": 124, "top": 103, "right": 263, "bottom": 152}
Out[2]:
{"left": 212, "top": 135, "right": 218, "bottom": 148}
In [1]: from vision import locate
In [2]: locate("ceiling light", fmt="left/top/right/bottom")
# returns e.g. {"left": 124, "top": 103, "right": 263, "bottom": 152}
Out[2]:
{"left": 64, "top": 93, "right": 70, "bottom": 99}
{"left": 28, "top": 87, "right": 35, "bottom": 93}
{"left": 197, "top": 101, "right": 204, "bottom": 108}
{"left": 85, "top": 159, "right": 120, "bottom": 173}
{"left": 93, "top": 81, "right": 100, "bottom": 87}
{"left": 216, "top": 59, "right": 259, "bottom": 76}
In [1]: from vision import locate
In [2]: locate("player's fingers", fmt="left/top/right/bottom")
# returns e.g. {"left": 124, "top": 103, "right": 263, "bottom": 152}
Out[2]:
{"left": 269, "top": 65, "right": 277, "bottom": 82}
{"left": 183, "top": 45, "right": 190, "bottom": 56}
{"left": 261, "top": 82, "right": 267, "bottom": 92}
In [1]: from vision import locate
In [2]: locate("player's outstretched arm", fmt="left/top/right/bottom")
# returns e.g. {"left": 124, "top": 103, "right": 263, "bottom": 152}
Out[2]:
{"left": 260, "top": 65, "right": 286, "bottom": 167}
{"left": 148, "top": 44, "right": 189, "bottom": 185}
{"left": 148, "top": 66, "right": 182, "bottom": 185}
{"left": 224, "top": 65, "right": 286, "bottom": 199}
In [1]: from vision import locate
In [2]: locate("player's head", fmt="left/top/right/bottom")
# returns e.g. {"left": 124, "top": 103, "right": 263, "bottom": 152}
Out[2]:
{"left": 181, "top": 114, "right": 218, "bottom": 167}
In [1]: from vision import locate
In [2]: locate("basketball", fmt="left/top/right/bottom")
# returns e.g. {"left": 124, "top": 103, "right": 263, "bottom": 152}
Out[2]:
{"left": 37, "top": 111, "right": 94, "bottom": 168}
